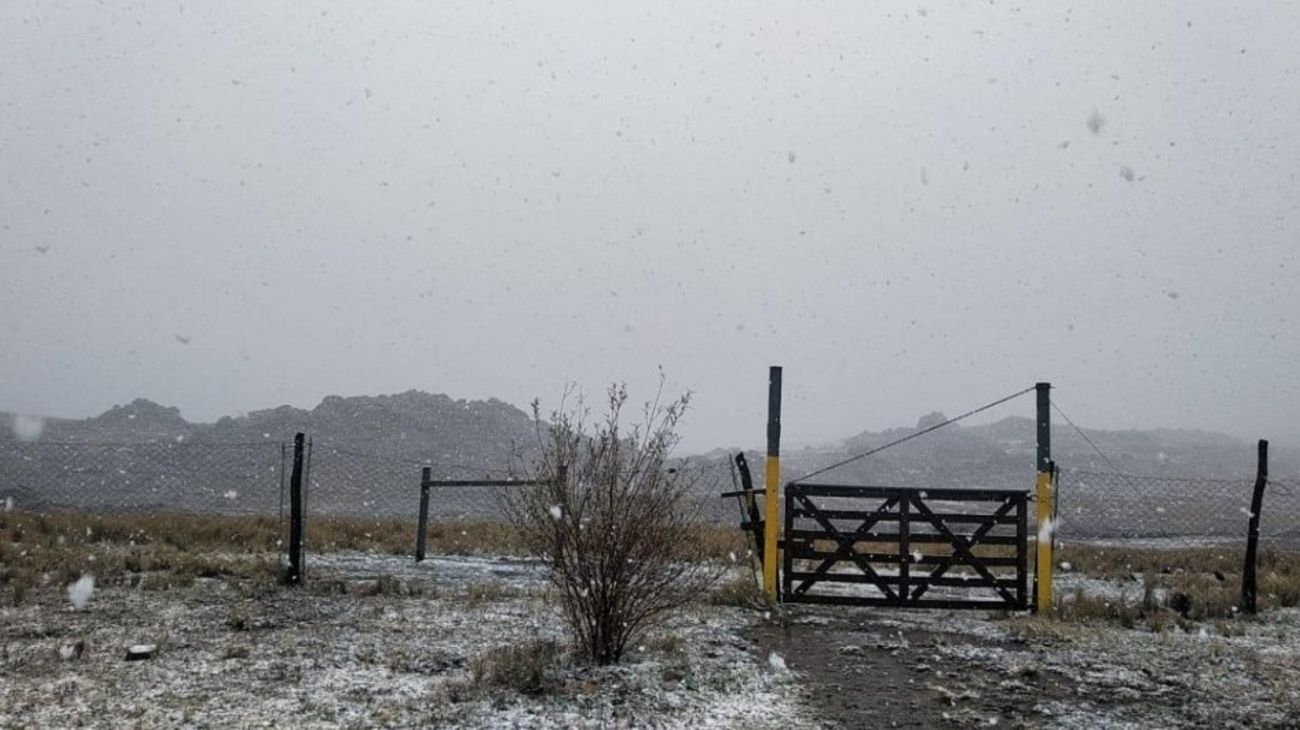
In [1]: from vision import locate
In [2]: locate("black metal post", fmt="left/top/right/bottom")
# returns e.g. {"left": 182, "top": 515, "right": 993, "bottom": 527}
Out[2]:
{"left": 1242, "top": 439, "right": 1269, "bottom": 614}
{"left": 287, "top": 432, "right": 305, "bottom": 584}
{"left": 416, "top": 466, "right": 431, "bottom": 563}
{"left": 1035, "top": 382, "right": 1051, "bottom": 472}
{"left": 1016, "top": 494, "right": 1028, "bottom": 609}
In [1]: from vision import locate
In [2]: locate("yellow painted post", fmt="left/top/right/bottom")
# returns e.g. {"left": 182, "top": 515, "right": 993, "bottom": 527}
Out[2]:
{"left": 763, "top": 367, "right": 782, "bottom": 602}
{"left": 1033, "top": 381, "right": 1053, "bottom": 613}
{"left": 1035, "top": 470, "right": 1054, "bottom": 611}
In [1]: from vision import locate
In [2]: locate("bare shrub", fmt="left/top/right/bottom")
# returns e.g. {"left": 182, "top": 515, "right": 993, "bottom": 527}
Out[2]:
{"left": 503, "top": 381, "right": 721, "bottom": 665}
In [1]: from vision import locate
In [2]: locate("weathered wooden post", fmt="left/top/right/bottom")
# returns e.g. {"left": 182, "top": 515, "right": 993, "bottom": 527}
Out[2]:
{"left": 1034, "top": 382, "right": 1053, "bottom": 613}
{"left": 763, "top": 366, "right": 782, "bottom": 602}
{"left": 287, "top": 432, "right": 305, "bottom": 584}
{"left": 415, "top": 466, "right": 432, "bottom": 562}
{"left": 1242, "top": 439, "right": 1269, "bottom": 614}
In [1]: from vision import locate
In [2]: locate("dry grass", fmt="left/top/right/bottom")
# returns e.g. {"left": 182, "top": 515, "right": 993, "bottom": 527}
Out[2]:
{"left": 0, "top": 509, "right": 491, "bottom": 605}
{"left": 465, "top": 579, "right": 516, "bottom": 607}
{"left": 468, "top": 640, "right": 564, "bottom": 694}
{"left": 1035, "top": 543, "right": 1300, "bottom": 631}
{"left": 710, "top": 571, "right": 765, "bottom": 607}
{"left": 0, "top": 509, "right": 285, "bottom": 604}
{"left": 0, "top": 508, "right": 745, "bottom": 607}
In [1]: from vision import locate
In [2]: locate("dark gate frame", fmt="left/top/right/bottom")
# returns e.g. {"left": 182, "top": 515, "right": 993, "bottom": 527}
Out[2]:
{"left": 783, "top": 483, "right": 1029, "bottom": 610}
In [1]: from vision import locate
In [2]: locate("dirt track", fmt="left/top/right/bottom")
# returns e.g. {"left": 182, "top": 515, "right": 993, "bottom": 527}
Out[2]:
{"left": 751, "top": 612, "right": 1073, "bottom": 728}
{"left": 749, "top": 601, "right": 1300, "bottom": 729}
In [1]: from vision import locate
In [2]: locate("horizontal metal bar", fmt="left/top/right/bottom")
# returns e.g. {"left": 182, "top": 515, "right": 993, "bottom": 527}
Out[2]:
{"left": 788, "top": 484, "right": 1028, "bottom": 501}
{"left": 782, "top": 594, "right": 1024, "bottom": 610}
{"left": 787, "top": 508, "right": 1019, "bottom": 525}
{"left": 785, "top": 529, "right": 1021, "bottom": 546}
{"left": 421, "top": 479, "right": 542, "bottom": 488}
{"left": 786, "top": 572, "right": 1020, "bottom": 589}
{"left": 787, "top": 547, "right": 1020, "bottom": 567}
{"left": 720, "top": 488, "right": 766, "bottom": 498}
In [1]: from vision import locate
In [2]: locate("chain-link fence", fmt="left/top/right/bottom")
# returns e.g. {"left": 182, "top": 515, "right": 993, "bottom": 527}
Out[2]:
{"left": 305, "top": 443, "right": 738, "bottom": 525}
{"left": 0, "top": 438, "right": 738, "bottom": 526}
{"left": 0, "top": 440, "right": 287, "bottom": 516}
{"left": 1056, "top": 468, "right": 1300, "bottom": 550}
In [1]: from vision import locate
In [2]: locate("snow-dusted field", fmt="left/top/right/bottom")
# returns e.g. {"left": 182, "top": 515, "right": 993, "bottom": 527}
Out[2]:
{"left": 0, "top": 552, "right": 814, "bottom": 729}
{"left": 4, "top": 550, "right": 1300, "bottom": 728}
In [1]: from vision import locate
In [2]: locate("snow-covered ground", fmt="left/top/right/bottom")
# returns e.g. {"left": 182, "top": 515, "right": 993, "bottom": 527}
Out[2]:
{"left": 4, "top": 550, "right": 1299, "bottom": 728}
{"left": 0, "top": 551, "right": 815, "bottom": 728}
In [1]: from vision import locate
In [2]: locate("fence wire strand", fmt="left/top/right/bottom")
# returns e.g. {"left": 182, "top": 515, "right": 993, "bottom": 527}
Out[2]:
{"left": 4, "top": 439, "right": 1295, "bottom": 553}
{"left": 1056, "top": 467, "right": 1300, "bottom": 550}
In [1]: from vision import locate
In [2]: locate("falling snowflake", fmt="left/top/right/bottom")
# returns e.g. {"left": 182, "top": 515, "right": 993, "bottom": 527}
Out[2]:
{"left": 12, "top": 414, "right": 44, "bottom": 442}
{"left": 549, "top": 505, "right": 563, "bottom": 520}
{"left": 1087, "top": 109, "right": 1105, "bottom": 134}
{"left": 67, "top": 575, "right": 95, "bottom": 609}
{"left": 223, "top": 490, "right": 238, "bottom": 500}
{"left": 1037, "top": 518, "right": 1055, "bottom": 543}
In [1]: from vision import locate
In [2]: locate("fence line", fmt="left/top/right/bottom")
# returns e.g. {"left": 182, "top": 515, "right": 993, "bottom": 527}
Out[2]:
{"left": 4, "top": 439, "right": 1296, "bottom": 550}
{"left": 1056, "top": 467, "right": 1300, "bottom": 549}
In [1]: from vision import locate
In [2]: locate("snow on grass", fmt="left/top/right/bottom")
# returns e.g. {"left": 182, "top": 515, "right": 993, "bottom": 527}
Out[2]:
{"left": 1, "top": 551, "right": 815, "bottom": 729}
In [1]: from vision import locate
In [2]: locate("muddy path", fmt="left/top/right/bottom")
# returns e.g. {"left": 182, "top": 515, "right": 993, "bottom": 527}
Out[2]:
{"left": 748, "top": 610, "right": 1079, "bottom": 729}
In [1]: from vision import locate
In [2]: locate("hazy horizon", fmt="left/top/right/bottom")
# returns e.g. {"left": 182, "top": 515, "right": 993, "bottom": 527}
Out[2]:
{"left": 5, "top": 383, "right": 1292, "bottom": 455}
{"left": 3, "top": 2, "right": 1297, "bottom": 453}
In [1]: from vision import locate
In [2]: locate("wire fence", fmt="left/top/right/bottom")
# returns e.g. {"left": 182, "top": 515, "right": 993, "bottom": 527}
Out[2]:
{"left": 0, "top": 439, "right": 737, "bottom": 525}
{"left": 5, "top": 439, "right": 1295, "bottom": 553}
{"left": 306, "top": 443, "right": 738, "bottom": 524}
{"left": 1056, "top": 468, "right": 1300, "bottom": 550}
{"left": 0, "top": 440, "right": 287, "bottom": 516}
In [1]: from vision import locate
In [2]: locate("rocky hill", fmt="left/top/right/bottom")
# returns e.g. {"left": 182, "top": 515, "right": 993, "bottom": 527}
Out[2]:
{"left": 2, "top": 391, "right": 543, "bottom": 466}
{"left": 0, "top": 392, "right": 546, "bottom": 517}
{"left": 3, "top": 397, "right": 1297, "bottom": 533}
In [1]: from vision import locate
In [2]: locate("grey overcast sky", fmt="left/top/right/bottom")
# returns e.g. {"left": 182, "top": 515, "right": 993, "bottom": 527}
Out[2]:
{"left": 2, "top": 1, "right": 1298, "bottom": 451}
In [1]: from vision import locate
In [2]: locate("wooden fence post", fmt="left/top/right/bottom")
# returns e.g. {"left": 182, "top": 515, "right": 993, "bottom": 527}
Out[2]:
{"left": 1242, "top": 439, "right": 1269, "bottom": 614}
{"left": 416, "top": 467, "right": 431, "bottom": 562}
{"left": 287, "top": 432, "right": 305, "bottom": 584}
{"left": 1034, "top": 382, "right": 1053, "bottom": 613}
{"left": 763, "top": 366, "right": 782, "bottom": 603}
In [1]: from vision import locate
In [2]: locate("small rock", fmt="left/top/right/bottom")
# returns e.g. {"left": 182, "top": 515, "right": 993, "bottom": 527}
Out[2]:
{"left": 126, "top": 644, "right": 157, "bottom": 661}
{"left": 59, "top": 641, "right": 85, "bottom": 660}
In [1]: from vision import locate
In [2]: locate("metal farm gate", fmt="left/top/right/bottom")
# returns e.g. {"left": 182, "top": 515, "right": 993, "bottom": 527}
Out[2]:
{"left": 782, "top": 483, "right": 1030, "bottom": 610}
